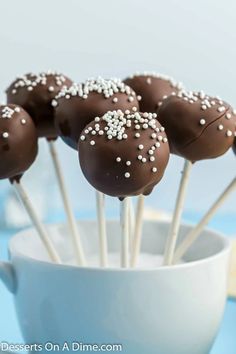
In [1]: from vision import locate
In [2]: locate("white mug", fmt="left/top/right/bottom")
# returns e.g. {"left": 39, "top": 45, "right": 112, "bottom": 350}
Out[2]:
{"left": 0, "top": 220, "right": 231, "bottom": 354}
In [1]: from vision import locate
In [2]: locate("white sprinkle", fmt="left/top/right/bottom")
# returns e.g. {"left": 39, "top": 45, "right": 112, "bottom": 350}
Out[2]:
{"left": 51, "top": 99, "right": 58, "bottom": 107}
{"left": 126, "top": 161, "right": 131, "bottom": 166}
{"left": 218, "top": 106, "right": 226, "bottom": 113}
{"left": 151, "top": 133, "right": 157, "bottom": 139}
{"left": 155, "top": 142, "right": 161, "bottom": 148}
{"left": 2, "top": 132, "right": 9, "bottom": 138}
{"left": 158, "top": 135, "right": 163, "bottom": 141}
{"left": 135, "top": 124, "right": 140, "bottom": 130}
{"left": 201, "top": 105, "right": 207, "bottom": 111}
{"left": 125, "top": 110, "right": 130, "bottom": 114}
{"left": 226, "top": 113, "right": 232, "bottom": 119}
{"left": 80, "top": 135, "right": 86, "bottom": 141}
{"left": 14, "top": 107, "right": 20, "bottom": 113}
{"left": 138, "top": 155, "right": 142, "bottom": 160}
{"left": 137, "top": 95, "right": 142, "bottom": 101}
{"left": 113, "top": 97, "right": 118, "bottom": 103}
{"left": 95, "top": 117, "right": 100, "bottom": 122}
{"left": 116, "top": 157, "right": 121, "bottom": 162}
{"left": 226, "top": 130, "right": 233, "bottom": 137}
{"left": 135, "top": 133, "right": 140, "bottom": 138}
{"left": 108, "top": 135, "right": 112, "bottom": 140}
{"left": 132, "top": 106, "right": 137, "bottom": 112}
{"left": 125, "top": 172, "right": 130, "bottom": 178}
{"left": 98, "top": 130, "right": 104, "bottom": 135}
{"left": 148, "top": 150, "right": 154, "bottom": 155}
{"left": 142, "top": 158, "right": 147, "bottom": 163}
{"left": 146, "top": 77, "right": 152, "bottom": 84}
{"left": 27, "top": 86, "right": 33, "bottom": 91}
{"left": 128, "top": 96, "right": 134, "bottom": 102}
{"left": 143, "top": 123, "right": 148, "bottom": 129}
{"left": 163, "top": 137, "right": 168, "bottom": 143}
{"left": 150, "top": 156, "right": 155, "bottom": 162}
{"left": 138, "top": 144, "right": 144, "bottom": 150}
{"left": 233, "top": 109, "right": 236, "bottom": 115}
{"left": 218, "top": 124, "right": 224, "bottom": 131}
{"left": 21, "top": 119, "right": 26, "bottom": 125}
{"left": 90, "top": 140, "right": 95, "bottom": 145}
{"left": 12, "top": 89, "right": 16, "bottom": 94}
{"left": 200, "top": 119, "right": 206, "bottom": 125}
{"left": 48, "top": 86, "right": 54, "bottom": 92}
{"left": 123, "top": 134, "right": 128, "bottom": 139}
{"left": 152, "top": 167, "right": 157, "bottom": 173}
{"left": 160, "top": 127, "right": 165, "bottom": 132}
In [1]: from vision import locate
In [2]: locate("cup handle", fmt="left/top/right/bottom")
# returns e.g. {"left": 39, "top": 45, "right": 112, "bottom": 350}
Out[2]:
{"left": 0, "top": 261, "right": 16, "bottom": 293}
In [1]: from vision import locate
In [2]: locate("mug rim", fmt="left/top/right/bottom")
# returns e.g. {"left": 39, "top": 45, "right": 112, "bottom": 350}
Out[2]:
{"left": 8, "top": 220, "right": 231, "bottom": 273}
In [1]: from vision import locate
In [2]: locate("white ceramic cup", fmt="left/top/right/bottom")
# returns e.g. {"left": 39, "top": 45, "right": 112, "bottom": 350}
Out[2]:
{"left": 0, "top": 220, "right": 231, "bottom": 354}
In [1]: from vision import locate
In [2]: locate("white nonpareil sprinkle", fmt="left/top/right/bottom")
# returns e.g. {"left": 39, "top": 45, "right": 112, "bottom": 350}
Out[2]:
{"left": 218, "top": 106, "right": 226, "bottom": 113}
{"left": 137, "top": 95, "right": 142, "bottom": 101}
{"left": 135, "top": 133, "right": 140, "bottom": 138}
{"left": 163, "top": 137, "right": 168, "bottom": 143}
{"left": 48, "top": 86, "right": 55, "bottom": 92}
{"left": 226, "top": 130, "right": 233, "bottom": 137}
{"left": 90, "top": 140, "right": 95, "bottom": 146}
{"left": 116, "top": 157, "right": 121, "bottom": 162}
{"left": 146, "top": 77, "right": 152, "bottom": 84}
{"left": 218, "top": 124, "right": 224, "bottom": 131}
{"left": 200, "top": 119, "right": 206, "bottom": 125}
{"left": 126, "top": 161, "right": 131, "bottom": 166}
{"left": 113, "top": 97, "right": 118, "bottom": 103}
{"left": 14, "top": 107, "right": 20, "bottom": 113}
{"left": 80, "top": 135, "right": 86, "bottom": 141}
{"left": 2, "top": 132, "right": 9, "bottom": 138}
{"left": 152, "top": 167, "right": 157, "bottom": 173}
{"left": 226, "top": 113, "right": 231, "bottom": 119}
{"left": 21, "top": 119, "right": 26, "bottom": 125}
{"left": 150, "top": 156, "right": 155, "bottom": 162}
{"left": 125, "top": 172, "right": 130, "bottom": 178}
{"left": 138, "top": 144, "right": 144, "bottom": 150}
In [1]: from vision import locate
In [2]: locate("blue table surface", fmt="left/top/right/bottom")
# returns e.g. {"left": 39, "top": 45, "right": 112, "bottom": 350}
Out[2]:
{"left": 0, "top": 212, "right": 235, "bottom": 353}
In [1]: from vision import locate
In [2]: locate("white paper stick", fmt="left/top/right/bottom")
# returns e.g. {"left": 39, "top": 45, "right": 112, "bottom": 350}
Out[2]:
{"left": 130, "top": 194, "right": 145, "bottom": 268}
{"left": 12, "top": 180, "right": 61, "bottom": 263}
{"left": 163, "top": 159, "right": 192, "bottom": 265}
{"left": 120, "top": 198, "right": 129, "bottom": 268}
{"left": 96, "top": 191, "right": 108, "bottom": 267}
{"left": 128, "top": 198, "right": 135, "bottom": 248}
{"left": 174, "top": 177, "right": 236, "bottom": 263}
{"left": 48, "top": 140, "right": 86, "bottom": 266}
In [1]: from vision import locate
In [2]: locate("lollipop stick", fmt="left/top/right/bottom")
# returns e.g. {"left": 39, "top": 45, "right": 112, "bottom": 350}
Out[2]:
{"left": 174, "top": 177, "right": 236, "bottom": 263}
{"left": 130, "top": 194, "right": 145, "bottom": 268}
{"left": 128, "top": 198, "right": 135, "bottom": 248}
{"left": 163, "top": 159, "right": 192, "bottom": 265}
{"left": 96, "top": 191, "right": 108, "bottom": 267}
{"left": 120, "top": 198, "right": 130, "bottom": 268}
{"left": 48, "top": 140, "right": 86, "bottom": 266}
{"left": 12, "top": 179, "right": 61, "bottom": 263}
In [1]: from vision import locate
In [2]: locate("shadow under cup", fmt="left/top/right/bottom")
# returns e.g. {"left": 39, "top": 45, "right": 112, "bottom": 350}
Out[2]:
{"left": 0, "top": 221, "right": 231, "bottom": 354}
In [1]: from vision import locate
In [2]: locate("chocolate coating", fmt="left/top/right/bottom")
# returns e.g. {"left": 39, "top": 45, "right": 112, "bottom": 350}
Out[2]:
{"left": 233, "top": 139, "right": 236, "bottom": 155}
{"left": 0, "top": 104, "right": 38, "bottom": 180}
{"left": 124, "top": 72, "right": 183, "bottom": 113}
{"left": 78, "top": 111, "right": 169, "bottom": 199}
{"left": 157, "top": 91, "right": 236, "bottom": 162}
{"left": 54, "top": 78, "right": 139, "bottom": 149}
{"left": 6, "top": 71, "right": 73, "bottom": 138}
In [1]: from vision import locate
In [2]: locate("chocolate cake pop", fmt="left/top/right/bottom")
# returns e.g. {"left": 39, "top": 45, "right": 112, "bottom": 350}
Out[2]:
{"left": 124, "top": 72, "right": 183, "bottom": 113}
{"left": 0, "top": 104, "right": 38, "bottom": 180}
{"left": 78, "top": 110, "right": 169, "bottom": 199}
{"left": 157, "top": 90, "right": 236, "bottom": 162}
{"left": 6, "top": 71, "right": 73, "bottom": 138}
{"left": 54, "top": 77, "right": 139, "bottom": 149}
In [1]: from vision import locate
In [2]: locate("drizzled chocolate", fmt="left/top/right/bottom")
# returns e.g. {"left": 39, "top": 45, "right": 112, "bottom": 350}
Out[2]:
{"left": 0, "top": 104, "right": 38, "bottom": 180}
{"left": 124, "top": 72, "right": 183, "bottom": 113}
{"left": 6, "top": 71, "right": 73, "bottom": 138}
{"left": 78, "top": 110, "right": 169, "bottom": 199}
{"left": 54, "top": 77, "right": 139, "bottom": 149}
{"left": 158, "top": 90, "right": 236, "bottom": 162}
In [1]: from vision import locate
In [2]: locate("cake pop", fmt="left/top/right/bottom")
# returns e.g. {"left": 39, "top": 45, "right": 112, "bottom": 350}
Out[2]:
{"left": 6, "top": 71, "right": 73, "bottom": 138}
{"left": 78, "top": 110, "right": 169, "bottom": 199}
{"left": 0, "top": 104, "right": 60, "bottom": 263}
{"left": 124, "top": 72, "right": 183, "bottom": 113}
{"left": 0, "top": 104, "right": 38, "bottom": 180}
{"left": 54, "top": 77, "right": 139, "bottom": 149}
{"left": 157, "top": 90, "right": 236, "bottom": 265}
{"left": 6, "top": 71, "right": 86, "bottom": 266}
{"left": 158, "top": 90, "right": 236, "bottom": 162}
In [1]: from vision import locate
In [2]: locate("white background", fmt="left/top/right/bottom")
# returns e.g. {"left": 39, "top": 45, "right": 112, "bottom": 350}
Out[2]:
{"left": 0, "top": 0, "right": 235, "bottom": 218}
